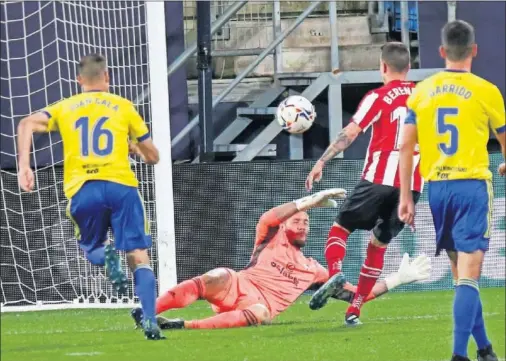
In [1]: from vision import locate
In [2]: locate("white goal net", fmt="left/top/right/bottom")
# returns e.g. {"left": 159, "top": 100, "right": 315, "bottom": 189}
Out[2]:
{"left": 0, "top": 1, "right": 173, "bottom": 311}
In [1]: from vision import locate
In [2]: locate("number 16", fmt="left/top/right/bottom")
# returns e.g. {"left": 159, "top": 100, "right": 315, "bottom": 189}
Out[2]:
{"left": 437, "top": 107, "right": 459, "bottom": 156}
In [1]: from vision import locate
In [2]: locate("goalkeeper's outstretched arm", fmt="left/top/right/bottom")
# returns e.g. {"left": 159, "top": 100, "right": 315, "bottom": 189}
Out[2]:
{"left": 254, "top": 189, "right": 346, "bottom": 246}
{"left": 257, "top": 189, "right": 347, "bottom": 228}
{"left": 309, "top": 253, "right": 432, "bottom": 304}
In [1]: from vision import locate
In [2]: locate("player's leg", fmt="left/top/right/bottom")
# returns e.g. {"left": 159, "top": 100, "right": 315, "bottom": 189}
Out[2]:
{"left": 430, "top": 180, "right": 496, "bottom": 361}
{"left": 447, "top": 250, "right": 497, "bottom": 361}
{"left": 154, "top": 268, "right": 233, "bottom": 315}
{"left": 67, "top": 181, "right": 128, "bottom": 294}
{"left": 107, "top": 183, "right": 163, "bottom": 340}
{"left": 453, "top": 180, "right": 497, "bottom": 361}
{"left": 158, "top": 303, "right": 271, "bottom": 330}
{"left": 325, "top": 181, "right": 381, "bottom": 276}
{"left": 310, "top": 181, "right": 382, "bottom": 310}
{"left": 345, "top": 187, "right": 420, "bottom": 325}
{"left": 157, "top": 271, "right": 271, "bottom": 330}
{"left": 447, "top": 250, "right": 459, "bottom": 286}
{"left": 324, "top": 223, "right": 350, "bottom": 277}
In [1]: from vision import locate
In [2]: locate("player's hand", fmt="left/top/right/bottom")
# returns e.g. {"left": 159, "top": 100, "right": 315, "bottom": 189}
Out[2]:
{"left": 295, "top": 188, "right": 347, "bottom": 211}
{"left": 305, "top": 160, "right": 324, "bottom": 192}
{"left": 129, "top": 141, "right": 146, "bottom": 162}
{"left": 398, "top": 197, "right": 415, "bottom": 229}
{"left": 397, "top": 253, "right": 431, "bottom": 285}
{"left": 18, "top": 166, "right": 35, "bottom": 192}
{"left": 498, "top": 162, "right": 506, "bottom": 177}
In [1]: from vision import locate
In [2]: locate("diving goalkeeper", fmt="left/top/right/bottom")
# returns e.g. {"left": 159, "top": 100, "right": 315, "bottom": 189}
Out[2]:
{"left": 131, "top": 189, "right": 431, "bottom": 330}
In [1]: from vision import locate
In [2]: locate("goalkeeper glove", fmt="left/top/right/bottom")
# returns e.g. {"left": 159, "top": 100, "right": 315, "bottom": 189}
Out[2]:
{"left": 294, "top": 188, "right": 347, "bottom": 211}
{"left": 384, "top": 253, "right": 431, "bottom": 290}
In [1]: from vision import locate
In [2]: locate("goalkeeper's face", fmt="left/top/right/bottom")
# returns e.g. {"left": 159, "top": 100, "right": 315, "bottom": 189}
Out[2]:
{"left": 283, "top": 212, "right": 310, "bottom": 248}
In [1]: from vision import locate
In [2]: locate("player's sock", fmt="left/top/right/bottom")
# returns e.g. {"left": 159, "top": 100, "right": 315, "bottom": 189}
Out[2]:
{"left": 347, "top": 241, "right": 386, "bottom": 316}
{"left": 85, "top": 246, "right": 105, "bottom": 266}
{"left": 452, "top": 276, "right": 490, "bottom": 352}
{"left": 186, "top": 310, "right": 257, "bottom": 329}
{"left": 453, "top": 278, "right": 480, "bottom": 357}
{"left": 325, "top": 224, "right": 349, "bottom": 277}
{"left": 471, "top": 299, "right": 491, "bottom": 350}
{"left": 155, "top": 277, "right": 204, "bottom": 314}
{"left": 134, "top": 264, "right": 157, "bottom": 324}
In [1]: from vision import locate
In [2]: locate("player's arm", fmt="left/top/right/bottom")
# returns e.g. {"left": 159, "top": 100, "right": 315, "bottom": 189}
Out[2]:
{"left": 18, "top": 102, "right": 60, "bottom": 169}
{"left": 17, "top": 112, "right": 52, "bottom": 170}
{"left": 17, "top": 105, "right": 59, "bottom": 192}
{"left": 397, "top": 89, "right": 419, "bottom": 226}
{"left": 329, "top": 254, "right": 431, "bottom": 304}
{"left": 127, "top": 104, "right": 159, "bottom": 165}
{"left": 306, "top": 91, "right": 381, "bottom": 191}
{"left": 486, "top": 85, "right": 506, "bottom": 175}
{"left": 254, "top": 189, "right": 346, "bottom": 245}
{"left": 317, "top": 123, "right": 362, "bottom": 164}
{"left": 398, "top": 112, "right": 417, "bottom": 200}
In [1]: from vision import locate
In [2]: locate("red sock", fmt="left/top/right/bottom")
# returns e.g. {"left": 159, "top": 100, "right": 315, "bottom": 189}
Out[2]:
{"left": 186, "top": 309, "right": 257, "bottom": 329}
{"left": 325, "top": 225, "right": 350, "bottom": 277}
{"left": 347, "top": 241, "right": 386, "bottom": 316}
{"left": 155, "top": 277, "right": 205, "bottom": 314}
{"left": 345, "top": 283, "right": 377, "bottom": 304}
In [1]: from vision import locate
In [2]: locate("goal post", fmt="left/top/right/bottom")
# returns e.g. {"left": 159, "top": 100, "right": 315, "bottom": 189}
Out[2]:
{"left": 143, "top": 2, "right": 177, "bottom": 294}
{"left": 0, "top": 1, "right": 177, "bottom": 312}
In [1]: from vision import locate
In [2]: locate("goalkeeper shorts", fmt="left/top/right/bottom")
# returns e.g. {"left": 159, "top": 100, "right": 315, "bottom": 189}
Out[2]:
{"left": 210, "top": 268, "right": 269, "bottom": 315}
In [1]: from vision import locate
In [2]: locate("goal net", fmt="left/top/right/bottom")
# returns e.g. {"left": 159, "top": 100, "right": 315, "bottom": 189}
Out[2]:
{"left": 0, "top": 1, "right": 172, "bottom": 311}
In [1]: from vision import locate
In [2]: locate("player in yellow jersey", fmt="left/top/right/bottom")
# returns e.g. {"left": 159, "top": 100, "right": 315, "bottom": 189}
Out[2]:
{"left": 16, "top": 54, "right": 165, "bottom": 341}
{"left": 398, "top": 21, "right": 505, "bottom": 361}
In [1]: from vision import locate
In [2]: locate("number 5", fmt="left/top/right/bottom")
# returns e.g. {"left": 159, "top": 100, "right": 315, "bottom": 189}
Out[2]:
{"left": 437, "top": 108, "right": 459, "bottom": 156}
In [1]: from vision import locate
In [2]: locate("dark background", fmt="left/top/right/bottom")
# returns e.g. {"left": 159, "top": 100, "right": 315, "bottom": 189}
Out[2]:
{"left": 2, "top": 1, "right": 505, "bottom": 168}
{"left": 2, "top": 155, "right": 504, "bottom": 305}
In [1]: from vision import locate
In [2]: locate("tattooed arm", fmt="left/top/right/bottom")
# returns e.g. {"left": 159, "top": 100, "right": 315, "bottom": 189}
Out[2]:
{"left": 318, "top": 122, "right": 363, "bottom": 164}
{"left": 305, "top": 122, "right": 363, "bottom": 191}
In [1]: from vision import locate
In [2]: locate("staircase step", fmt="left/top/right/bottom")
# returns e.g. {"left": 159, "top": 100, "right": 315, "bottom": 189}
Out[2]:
{"left": 237, "top": 107, "right": 277, "bottom": 116}
{"left": 214, "top": 143, "right": 277, "bottom": 156}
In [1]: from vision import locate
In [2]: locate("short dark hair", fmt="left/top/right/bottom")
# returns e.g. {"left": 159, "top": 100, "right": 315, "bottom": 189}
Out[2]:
{"left": 381, "top": 42, "right": 410, "bottom": 73}
{"left": 441, "top": 20, "right": 475, "bottom": 61}
{"left": 78, "top": 53, "right": 107, "bottom": 80}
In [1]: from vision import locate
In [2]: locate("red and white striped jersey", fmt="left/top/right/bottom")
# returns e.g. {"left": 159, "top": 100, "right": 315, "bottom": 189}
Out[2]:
{"left": 351, "top": 80, "right": 424, "bottom": 192}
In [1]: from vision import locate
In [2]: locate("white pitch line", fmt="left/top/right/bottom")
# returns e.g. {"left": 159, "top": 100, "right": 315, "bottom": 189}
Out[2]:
{"left": 66, "top": 352, "right": 103, "bottom": 357}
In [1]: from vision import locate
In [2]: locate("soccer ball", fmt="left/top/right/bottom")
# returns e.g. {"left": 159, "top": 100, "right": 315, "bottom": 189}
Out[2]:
{"left": 276, "top": 96, "right": 316, "bottom": 134}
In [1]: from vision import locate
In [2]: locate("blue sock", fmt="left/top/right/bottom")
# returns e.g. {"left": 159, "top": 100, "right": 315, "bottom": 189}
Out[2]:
{"left": 86, "top": 246, "right": 105, "bottom": 266}
{"left": 472, "top": 299, "right": 491, "bottom": 350}
{"left": 134, "top": 265, "right": 157, "bottom": 325}
{"left": 453, "top": 278, "right": 480, "bottom": 357}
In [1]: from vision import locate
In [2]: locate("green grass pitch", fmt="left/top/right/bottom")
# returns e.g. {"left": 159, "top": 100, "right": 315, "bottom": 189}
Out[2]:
{"left": 1, "top": 288, "right": 504, "bottom": 361}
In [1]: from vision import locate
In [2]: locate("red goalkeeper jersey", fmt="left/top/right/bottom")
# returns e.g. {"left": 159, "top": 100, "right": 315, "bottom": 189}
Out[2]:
{"left": 239, "top": 212, "right": 328, "bottom": 317}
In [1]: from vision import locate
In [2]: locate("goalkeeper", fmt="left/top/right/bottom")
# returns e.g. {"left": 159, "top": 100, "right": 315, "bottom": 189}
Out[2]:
{"left": 131, "top": 189, "right": 431, "bottom": 330}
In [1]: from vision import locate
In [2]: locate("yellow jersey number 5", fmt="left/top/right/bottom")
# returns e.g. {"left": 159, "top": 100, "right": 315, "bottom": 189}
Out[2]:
{"left": 437, "top": 107, "right": 459, "bottom": 156}
{"left": 75, "top": 116, "right": 113, "bottom": 156}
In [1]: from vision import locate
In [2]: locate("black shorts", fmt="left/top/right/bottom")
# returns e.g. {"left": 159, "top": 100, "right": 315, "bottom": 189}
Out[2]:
{"left": 336, "top": 180, "right": 421, "bottom": 244}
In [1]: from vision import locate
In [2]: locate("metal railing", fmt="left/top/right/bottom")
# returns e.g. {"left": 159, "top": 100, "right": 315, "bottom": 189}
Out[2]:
{"left": 182, "top": 1, "right": 367, "bottom": 58}
{"left": 172, "top": 0, "right": 325, "bottom": 148}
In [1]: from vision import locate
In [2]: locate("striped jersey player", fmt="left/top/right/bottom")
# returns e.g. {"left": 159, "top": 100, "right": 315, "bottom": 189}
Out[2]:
{"left": 305, "top": 42, "right": 423, "bottom": 326}
{"left": 358, "top": 81, "right": 423, "bottom": 192}
{"left": 130, "top": 189, "right": 431, "bottom": 330}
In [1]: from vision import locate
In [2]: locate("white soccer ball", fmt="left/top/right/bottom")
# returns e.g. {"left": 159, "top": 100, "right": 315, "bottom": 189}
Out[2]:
{"left": 276, "top": 95, "right": 316, "bottom": 134}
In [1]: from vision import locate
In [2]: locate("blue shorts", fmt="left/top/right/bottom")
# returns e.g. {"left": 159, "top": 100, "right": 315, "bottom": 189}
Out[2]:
{"left": 428, "top": 179, "right": 492, "bottom": 256}
{"left": 66, "top": 180, "right": 152, "bottom": 253}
